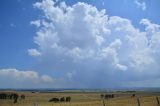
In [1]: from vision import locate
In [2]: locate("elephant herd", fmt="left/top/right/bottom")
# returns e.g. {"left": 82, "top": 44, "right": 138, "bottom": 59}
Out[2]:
{"left": 49, "top": 96, "right": 71, "bottom": 102}
{"left": 0, "top": 93, "right": 25, "bottom": 103}
{"left": 100, "top": 94, "right": 114, "bottom": 99}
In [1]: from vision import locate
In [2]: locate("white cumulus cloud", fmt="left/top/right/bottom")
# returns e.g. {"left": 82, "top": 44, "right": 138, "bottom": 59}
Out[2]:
{"left": 28, "top": 0, "right": 160, "bottom": 88}
{"left": 134, "top": 0, "right": 146, "bottom": 11}
{"left": 0, "top": 69, "right": 55, "bottom": 88}
{"left": 28, "top": 49, "right": 41, "bottom": 57}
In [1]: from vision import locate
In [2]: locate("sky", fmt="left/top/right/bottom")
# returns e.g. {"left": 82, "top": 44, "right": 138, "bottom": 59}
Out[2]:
{"left": 0, "top": 0, "right": 160, "bottom": 89}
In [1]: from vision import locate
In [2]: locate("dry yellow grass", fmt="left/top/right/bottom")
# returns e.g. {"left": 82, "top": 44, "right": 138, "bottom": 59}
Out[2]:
{"left": 0, "top": 91, "right": 159, "bottom": 106}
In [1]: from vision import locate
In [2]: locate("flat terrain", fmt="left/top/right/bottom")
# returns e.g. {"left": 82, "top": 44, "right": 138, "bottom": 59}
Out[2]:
{"left": 0, "top": 90, "right": 160, "bottom": 106}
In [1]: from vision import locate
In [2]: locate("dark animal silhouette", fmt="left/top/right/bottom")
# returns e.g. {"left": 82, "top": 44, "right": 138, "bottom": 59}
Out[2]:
{"left": 66, "top": 97, "right": 71, "bottom": 102}
{"left": 21, "top": 94, "right": 25, "bottom": 99}
{"left": 132, "top": 94, "right": 135, "bottom": 97}
{"left": 60, "top": 97, "right": 65, "bottom": 102}
{"left": 104, "top": 94, "right": 114, "bottom": 99}
{"left": 49, "top": 98, "right": 59, "bottom": 102}
{"left": 49, "top": 96, "right": 71, "bottom": 102}
{"left": 101, "top": 94, "right": 104, "bottom": 99}
{"left": 111, "top": 94, "right": 114, "bottom": 98}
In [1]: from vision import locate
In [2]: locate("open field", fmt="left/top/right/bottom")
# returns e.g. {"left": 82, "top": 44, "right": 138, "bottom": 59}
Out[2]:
{"left": 0, "top": 90, "right": 160, "bottom": 106}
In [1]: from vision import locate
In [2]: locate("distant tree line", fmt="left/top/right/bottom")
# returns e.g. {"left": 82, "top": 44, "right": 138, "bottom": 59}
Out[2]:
{"left": 0, "top": 93, "right": 25, "bottom": 103}
{"left": 49, "top": 96, "right": 71, "bottom": 102}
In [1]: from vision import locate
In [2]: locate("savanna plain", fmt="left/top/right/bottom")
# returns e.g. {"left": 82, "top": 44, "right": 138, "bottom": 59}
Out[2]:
{"left": 0, "top": 90, "right": 160, "bottom": 106}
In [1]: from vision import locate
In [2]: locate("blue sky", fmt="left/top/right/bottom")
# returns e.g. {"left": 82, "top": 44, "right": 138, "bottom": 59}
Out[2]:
{"left": 0, "top": 0, "right": 160, "bottom": 88}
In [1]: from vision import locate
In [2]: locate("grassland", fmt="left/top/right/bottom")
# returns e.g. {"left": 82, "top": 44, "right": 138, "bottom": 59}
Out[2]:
{"left": 0, "top": 90, "right": 160, "bottom": 106}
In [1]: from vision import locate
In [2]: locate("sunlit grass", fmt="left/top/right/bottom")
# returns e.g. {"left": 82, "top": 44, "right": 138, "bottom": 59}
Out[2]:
{"left": 0, "top": 92, "right": 159, "bottom": 106}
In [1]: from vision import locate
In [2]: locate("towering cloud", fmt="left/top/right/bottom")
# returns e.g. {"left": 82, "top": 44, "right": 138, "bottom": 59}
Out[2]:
{"left": 28, "top": 0, "right": 160, "bottom": 88}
